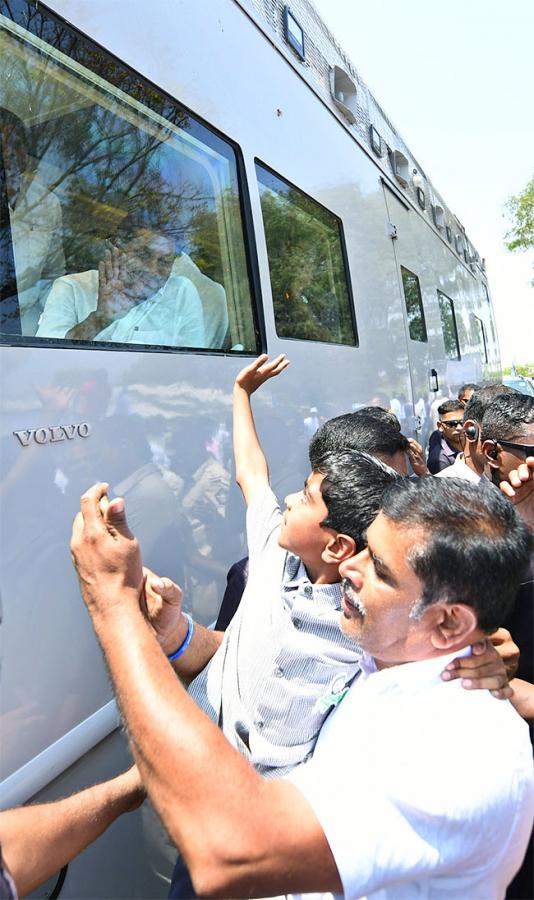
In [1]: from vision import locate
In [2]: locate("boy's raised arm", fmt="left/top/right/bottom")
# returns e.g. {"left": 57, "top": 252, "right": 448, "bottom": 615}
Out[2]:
{"left": 233, "top": 354, "right": 289, "bottom": 505}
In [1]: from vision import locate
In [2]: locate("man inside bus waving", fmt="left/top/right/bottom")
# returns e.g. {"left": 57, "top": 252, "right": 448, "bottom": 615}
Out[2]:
{"left": 36, "top": 214, "right": 205, "bottom": 347}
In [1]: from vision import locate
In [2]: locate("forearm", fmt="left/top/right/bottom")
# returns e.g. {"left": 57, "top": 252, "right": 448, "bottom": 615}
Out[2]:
{"left": 66, "top": 310, "right": 108, "bottom": 340}
{"left": 166, "top": 619, "right": 224, "bottom": 684}
{"left": 89, "top": 603, "right": 337, "bottom": 896}
{"left": 1, "top": 772, "right": 141, "bottom": 897}
{"left": 510, "top": 679, "right": 534, "bottom": 720}
{"left": 233, "top": 384, "right": 269, "bottom": 502}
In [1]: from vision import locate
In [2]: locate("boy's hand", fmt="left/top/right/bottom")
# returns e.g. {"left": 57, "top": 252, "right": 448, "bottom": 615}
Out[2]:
{"left": 140, "top": 567, "right": 188, "bottom": 657}
{"left": 440, "top": 637, "right": 512, "bottom": 699}
{"left": 235, "top": 354, "right": 290, "bottom": 396}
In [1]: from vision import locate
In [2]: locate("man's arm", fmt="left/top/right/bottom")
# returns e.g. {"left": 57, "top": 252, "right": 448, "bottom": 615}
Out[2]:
{"left": 1, "top": 768, "right": 143, "bottom": 898}
{"left": 233, "top": 354, "right": 289, "bottom": 505}
{"left": 65, "top": 247, "right": 137, "bottom": 341}
{"left": 70, "top": 487, "right": 340, "bottom": 898}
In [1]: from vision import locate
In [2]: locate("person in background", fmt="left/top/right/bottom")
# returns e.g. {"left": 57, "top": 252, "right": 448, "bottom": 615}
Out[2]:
{"left": 427, "top": 399, "right": 465, "bottom": 473}
{"left": 457, "top": 381, "right": 479, "bottom": 407}
{"left": 437, "top": 383, "right": 517, "bottom": 483}
{"left": 0, "top": 108, "right": 65, "bottom": 335}
{"left": 309, "top": 405, "right": 429, "bottom": 477}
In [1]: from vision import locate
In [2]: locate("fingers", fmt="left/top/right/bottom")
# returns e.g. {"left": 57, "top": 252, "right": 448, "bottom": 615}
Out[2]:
{"left": 79, "top": 482, "right": 110, "bottom": 528}
{"left": 104, "top": 496, "right": 134, "bottom": 538}
{"left": 150, "top": 575, "right": 183, "bottom": 607}
{"left": 490, "top": 627, "right": 512, "bottom": 646}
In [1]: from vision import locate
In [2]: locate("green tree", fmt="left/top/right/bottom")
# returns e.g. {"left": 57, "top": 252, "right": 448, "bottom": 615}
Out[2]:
{"left": 505, "top": 175, "right": 534, "bottom": 283}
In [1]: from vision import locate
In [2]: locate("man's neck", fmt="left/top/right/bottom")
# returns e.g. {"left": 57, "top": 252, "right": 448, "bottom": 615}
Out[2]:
{"left": 463, "top": 445, "right": 484, "bottom": 476}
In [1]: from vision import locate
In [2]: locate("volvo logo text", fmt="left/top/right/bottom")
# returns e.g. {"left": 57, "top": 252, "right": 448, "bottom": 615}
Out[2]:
{"left": 13, "top": 422, "right": 92, "bottom": 447}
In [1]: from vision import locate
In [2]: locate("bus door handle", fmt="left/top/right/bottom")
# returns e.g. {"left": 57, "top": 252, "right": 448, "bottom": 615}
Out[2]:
{"left": 429, "top": 368, "right": 439, "bottom": 392}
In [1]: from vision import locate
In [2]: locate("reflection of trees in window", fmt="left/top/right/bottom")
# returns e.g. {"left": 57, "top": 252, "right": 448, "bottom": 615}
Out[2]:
{"left": 400, "top": 267, "right": 427, "bottom": 342}
{"left": 437, "top": 291, "right": 460, "bottom": 360}
{"left": 1, "top": 1, "right": 259, "bottom": 352}
{"left": 257, "top": 167, "right": 356, "bottom": 345}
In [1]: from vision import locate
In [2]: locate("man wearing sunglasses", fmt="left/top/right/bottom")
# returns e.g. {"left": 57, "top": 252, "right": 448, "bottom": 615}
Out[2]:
{"left": 481, "top": 393, "right": 534, "bottom": 489}
{"left": 427, "top": 399, "right": 465, "bottom": 474}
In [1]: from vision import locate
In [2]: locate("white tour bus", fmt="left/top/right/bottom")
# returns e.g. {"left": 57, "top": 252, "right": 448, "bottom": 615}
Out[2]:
{"left": 0, "top": 0, "right": 500, "bottom": 895}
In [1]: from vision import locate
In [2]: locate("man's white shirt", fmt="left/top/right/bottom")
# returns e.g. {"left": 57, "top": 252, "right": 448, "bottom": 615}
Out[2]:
{"left": 281, "top": 650, "right": 534, "bottom": 899}
{"left": 36, "top": 269, "right": 205, "bottom": 346}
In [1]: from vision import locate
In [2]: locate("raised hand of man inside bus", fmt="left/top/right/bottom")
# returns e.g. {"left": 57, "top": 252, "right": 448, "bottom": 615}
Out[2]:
{"left": 95, "top": 245, "right": 139, "bottom": 327}
{"left": 440, "top": 630, "right": 517, "bottom": 699}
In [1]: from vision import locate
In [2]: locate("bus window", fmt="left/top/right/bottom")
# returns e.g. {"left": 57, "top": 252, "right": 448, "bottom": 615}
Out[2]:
{"left": 255, "top": 162, "right": 357, "bottom": 346}
{"left": 472, "top": 314, "right": 488, "bottom": 363}
{"left": 400, "top": 266, "right": 427, "bottom": 342}
{"left": 437, "top": 290, "right": 461, "bottom": 360}
{"left": 0, "top": 10, "right": 259, "bottom": 353}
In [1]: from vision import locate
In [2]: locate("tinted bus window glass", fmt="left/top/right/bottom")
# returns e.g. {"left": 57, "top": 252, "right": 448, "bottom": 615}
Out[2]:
{"left": 472, "top": 314, "right": 488, "bottom": 363}
{"left": 401, "top": 266, "right": 427, "bottom": 342}
{"left": 0, "top": 5, "right": 259, "bottom": 353}
{"left": 437, "top": 290, "right": 460, "bottom": 360}
{"left": 256, "top": 163, "right": 357, "bottom": 345}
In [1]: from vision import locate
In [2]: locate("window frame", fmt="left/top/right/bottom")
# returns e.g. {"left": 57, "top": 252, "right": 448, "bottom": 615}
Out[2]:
{"left": 400, "top": 265, "right": 428, "bottom": 343}
{"left": 472, "top": 314, "right": 488, "bottom": 364}
{"left": 0, "top": 0, "right": 265, "bottom": 357}
{"left": 437, "top": 290, "right": 461, "bottom": 361}
{"left": 255, "top": 158, "right": 359, "bottom": 348}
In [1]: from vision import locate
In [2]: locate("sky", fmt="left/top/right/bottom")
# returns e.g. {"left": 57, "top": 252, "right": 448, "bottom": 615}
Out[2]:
{"left": 313, "top": 0, "right": 534, "bottom": 367}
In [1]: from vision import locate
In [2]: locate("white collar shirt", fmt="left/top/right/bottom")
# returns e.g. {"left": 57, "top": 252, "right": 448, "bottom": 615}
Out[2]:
{"left": 283, "top": 649, "right": 534, "bottom": 900}
{"left": 36, "top": 269, "right": 205, "bottom": 347}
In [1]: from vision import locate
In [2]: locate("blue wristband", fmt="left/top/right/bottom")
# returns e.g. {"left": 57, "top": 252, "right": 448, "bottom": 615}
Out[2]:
{"left": 167, "top": 614, "right": 194, "bottom": 661}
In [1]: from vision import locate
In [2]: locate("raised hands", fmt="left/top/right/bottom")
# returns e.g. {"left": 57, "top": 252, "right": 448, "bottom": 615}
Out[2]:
{"left": 235, "top": 353, "right": 290, "bottom": 396}
{"left": 96, "top": 245, "right": 137, "bottom": 327}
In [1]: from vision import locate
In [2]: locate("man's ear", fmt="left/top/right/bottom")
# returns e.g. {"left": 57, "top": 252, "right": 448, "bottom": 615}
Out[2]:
{"left": 426, "top": 602, "right": 480, "bottom": 651}
{"left": 322, "top": 532, "right": 356, "bottom": 564}
{"left": 436, "top": 421, "right": 444, "bottom": 434}
{"left": 482, "top": 439, "right": 500, "bottom": 469}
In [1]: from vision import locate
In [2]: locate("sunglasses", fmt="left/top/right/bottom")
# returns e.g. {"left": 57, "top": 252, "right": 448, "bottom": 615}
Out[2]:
{"left": 439, "top": 419, "right": 463, "bottom": 428}
{"left": 495, "top": 439, "right": 534, "bottom": 456}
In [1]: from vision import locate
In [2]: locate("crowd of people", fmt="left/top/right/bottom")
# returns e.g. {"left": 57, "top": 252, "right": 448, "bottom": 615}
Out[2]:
{"left": 1, "top": 360, "right": 533, "bottom": 899}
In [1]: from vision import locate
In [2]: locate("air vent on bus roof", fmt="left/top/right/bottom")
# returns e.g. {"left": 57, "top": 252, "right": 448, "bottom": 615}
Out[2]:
{"left": 329, "top": 65, "right": 358, "bottom": 123}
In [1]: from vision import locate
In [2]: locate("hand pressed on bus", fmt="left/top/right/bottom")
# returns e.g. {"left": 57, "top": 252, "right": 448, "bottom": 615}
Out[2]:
{"left": 71, "top": 483, "right": 144, "bottom": 621}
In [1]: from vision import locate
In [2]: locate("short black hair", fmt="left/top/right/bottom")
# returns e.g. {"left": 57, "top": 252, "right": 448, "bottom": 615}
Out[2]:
{"left": 380, "top": 477, "right": 532, "bottom": 632}
{"left": 309, "top": 407, "right": 408, "bottom": 469}
{"left": 463, "top": 383, "right": 517, "bottom": 425}
{"left": 458, "top": 382, "right": 479, "bottom": 397}
{"left": 315, "top": 449, "right": 401, "bottom": 548}
{"left": 437, "top": 399, "right": 464, "bottom": 418}
{"left": 481, "top": 393, "right": 534, "bottom": 443}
